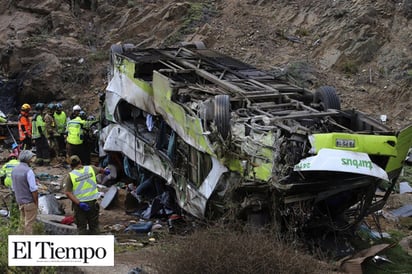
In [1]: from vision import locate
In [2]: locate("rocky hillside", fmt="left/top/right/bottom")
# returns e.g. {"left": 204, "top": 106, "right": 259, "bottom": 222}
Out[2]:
{"left": 0, "top": 0, "right": 411, "bottom": 128}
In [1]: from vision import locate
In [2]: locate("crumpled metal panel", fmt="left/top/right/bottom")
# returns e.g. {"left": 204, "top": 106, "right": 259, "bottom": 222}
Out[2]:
{"left": 106, "top": 68, "right": 157, "bottom": 118}
{"left": 103, "top": 124, "right": 173, "bottom": 184}
{"left": 152, "top": 71, "right": 215, "bottom": 156}
{"left": 101, "top": 124, "right": 227, "bottom": 218}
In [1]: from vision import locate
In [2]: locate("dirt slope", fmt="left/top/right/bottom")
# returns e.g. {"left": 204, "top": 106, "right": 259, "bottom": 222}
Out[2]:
{"left": 205, "top": 0, "right": 412, "bottom": 128}
{"left": 0, "top": 0, "right": 411, "bottom": 129}
{"left": 0, "top": 1, "right": 411, "bottom": 272}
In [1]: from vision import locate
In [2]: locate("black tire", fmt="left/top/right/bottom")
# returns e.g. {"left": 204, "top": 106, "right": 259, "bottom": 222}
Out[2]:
{"left": 37, "top": 214, "right": 78, "bottom": 235}
{"left": 178, "top": 41, "right": 207, "bottom": 49}
{"left": 214, "top": 95, "right": 231, "bottom": 139}
{"left": 313, "top": 86, "right": 341, "bottom": 110}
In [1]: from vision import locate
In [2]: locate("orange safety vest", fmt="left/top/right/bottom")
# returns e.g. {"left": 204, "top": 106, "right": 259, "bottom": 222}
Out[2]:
{"left": 18, "top": 112, "right": 32, "bottom": 141}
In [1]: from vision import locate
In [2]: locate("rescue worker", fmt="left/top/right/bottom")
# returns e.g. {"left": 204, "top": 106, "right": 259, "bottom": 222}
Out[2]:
{"left": 11, "top": 142, "right": 20, "bottom": 157}
{"left": 66, "top": 110, "right": 87, "bottom": 164}
{"left": 44, "top": 103, "right": 58, "bottom": 158}
{"left": 78, "top": 110, "right": 92, "bottom": 165}
{"left": 63, "top": 155, "right": 108, "bottom": 234}
{"left": 32, "top": 103, "right": 50, "bottom": 165}
{"left": 11, "top": 150, "right": 38, "bottom": 235}
{"left": 86, "top": 114, "right": 100, "bottom": 157}
{"left": 0, "top": 152, "right": 19, "bottom": 188}
{"left": 17, "top": 103, "right": 32, "bottom": 150}
{"left": 79, "top": 110, "right": 87, "bottom": 121}
{"left": 53, "top": 103, "right": 67, "bottom": 157}
{"left": 70, "top": 104, "right": 81, "bottom": 120}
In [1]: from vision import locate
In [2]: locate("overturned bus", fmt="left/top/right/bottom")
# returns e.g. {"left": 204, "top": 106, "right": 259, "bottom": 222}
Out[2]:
{"left": 100, "top": 42, "right": 412, "bottom": 233}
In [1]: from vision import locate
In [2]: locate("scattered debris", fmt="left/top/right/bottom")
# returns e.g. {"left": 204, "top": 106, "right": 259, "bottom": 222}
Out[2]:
{"left": 125, "top": 221, "right": 153, "bottom": 234}
{"left": 36, "top": 214, "right": 77, "bottom": 235}
{"left": 101, "top": 185, "right": 118, "bottom": 209}
{"left": 104, "top": 223, "right": 126, "bottom": 232}
{"left": 340, "top": 244, "right": 391, "bottom": 274}
{"left": 357, "top": 223, "right": 391, "bottom": 240}
{"left": 38, "top": 194, "right": 64, "bottom": 215}
{"left": 54, "top": 193, "right": 66, "bottom": 200}
{"left": 152, "top": 223, "right": 162, "bottom": 230}
{"left": 372, "top": 255, "right": 393, "bottom": 264}
{"left": 35, "top": 172, "right": 59, "bottom": 181}
{"left": 399, "top": 182, "right": 412, "bottom": 194}
{"left": 390, "top": 204, "right": 412, "bottom": 218}
{"left": 382, "top": 204, "right": 412, "bottom": 222}
{"left": 0, "top": 209, "right": 8, "bottom": 217}
{"left": 128, "top": 266, "right": 147, "bottom": 274}
{"left": 379, "top": 114, "right": 387, "bottom": 124}
{"left": 117, "top": 242, "right": 145, "bottom": 247}
{"left": 286, "top": 35, "right": 302, "bottom": 43}
{"left": 406, "top": 150, "right": 412, "bottom": 165}
{"left": 61, "top": 215, "right": 74, "bottom": 225}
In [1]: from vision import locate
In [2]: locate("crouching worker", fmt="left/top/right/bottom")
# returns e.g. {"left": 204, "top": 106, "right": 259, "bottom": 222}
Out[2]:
{"left": 63, "top": 155, "right": 108, "bottom": 235}
{"left": 0, "top": 153, "right": 19, "bottom": 188}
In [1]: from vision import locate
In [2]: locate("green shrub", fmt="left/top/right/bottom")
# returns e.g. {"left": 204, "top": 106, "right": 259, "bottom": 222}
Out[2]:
{"left": 90, "top": 50, "right": 108, "bottom": 61}
{"left": 0, "top": 197, "right": 56, "bottom": 273}
{"left": 164, "top": 2, "right": 217, "bottom": 46}
{"left": 295, "top": 28, "right": 309, "bottom": 37}
{"left": 406, "top": 69, "right": 412, "bottom": 85}
{"left": 61, "top": 63, "right": 91, "bottom": 84}
{"left": 341, "top": 60, "right": 359, "bottom": 75}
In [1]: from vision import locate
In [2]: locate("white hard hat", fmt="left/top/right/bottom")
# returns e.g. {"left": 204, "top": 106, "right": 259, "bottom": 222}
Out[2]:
{"left": 73, "top": 105, "right": 81, "bottom": 111}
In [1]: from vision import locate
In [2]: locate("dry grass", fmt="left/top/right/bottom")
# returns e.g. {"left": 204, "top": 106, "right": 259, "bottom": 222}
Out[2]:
{"left": 152, "top": 225, "right": 334, "bottom": 274}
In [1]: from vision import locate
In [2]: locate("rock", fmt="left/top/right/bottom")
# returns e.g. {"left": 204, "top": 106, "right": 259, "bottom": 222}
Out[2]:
{"left": 50, "top": 11, "right": 77, "bottom": 35}
{"left": 162, "top": 2, "right": 190, "bottom": 21}
{"left": 18, "top": 52, "right": 63, "bottom": 102}
{"left": 385, "top": 193, "right": 412, "bottom": 209}
{"left": 16, "top": 0, "right": 63, "bottom": 15}
{"left": 399, "top": 235, "right": 412, "bottom": 256}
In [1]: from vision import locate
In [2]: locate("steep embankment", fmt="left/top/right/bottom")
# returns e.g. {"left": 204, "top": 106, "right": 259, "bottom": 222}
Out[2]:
{"left": 0, "top": 0, "right": 410, "bottom": 128}
{"left": 204, "top": 0, "right": 412, "bottom": 128}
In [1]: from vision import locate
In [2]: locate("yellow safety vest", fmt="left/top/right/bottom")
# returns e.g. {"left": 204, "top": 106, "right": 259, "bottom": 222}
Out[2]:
{"left": 32, "top": 113, "right": 45, "bottom": 139}
{"left": 69, "top": 166, "right": 99, "bottom": 202}
{"left": 54, "top": 111, "right": 67, "bottom": 134}
{"left": 0, "top": 159, "right": 20, "bottom": 187}
{"left": 66, "top": 117, "right": 85, "bottom": 145}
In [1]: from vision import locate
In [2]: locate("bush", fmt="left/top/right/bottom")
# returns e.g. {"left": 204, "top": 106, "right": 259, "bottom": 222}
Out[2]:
{"left": 164, "top": 2, "right": 217, "bottom": 46}
{"left": 340, "top": 60, "right": 359, "bottom": 75}
{"left": 0, "top": 196, "right": 56, "bottom": 273}
{"left": 152, "top": 225, "right": 333, "bottom": 274}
